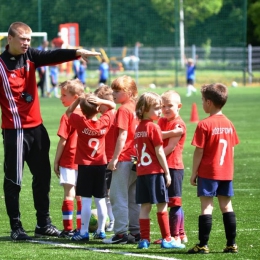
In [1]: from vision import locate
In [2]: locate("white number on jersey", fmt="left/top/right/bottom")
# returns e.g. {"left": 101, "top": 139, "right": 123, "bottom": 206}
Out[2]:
{"left": 219, "top": 138, "right": 227, "bottom": 166}
{"left": 88, "top": 138, "right": 100, "bottom": 157}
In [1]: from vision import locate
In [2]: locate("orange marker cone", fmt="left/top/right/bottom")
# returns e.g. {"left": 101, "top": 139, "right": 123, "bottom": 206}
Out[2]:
{"left": 190, "top": 103, "right": 199, "bottom": 123}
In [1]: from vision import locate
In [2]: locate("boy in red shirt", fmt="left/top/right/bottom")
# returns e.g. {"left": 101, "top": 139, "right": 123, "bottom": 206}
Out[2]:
{"left": 134, "top": 92, "right": 185, "bottom": 250}
{"left": 94, "top": 85, "right": 116, "bottom": 231}
{"left": 188, "top": 83, "right": 239, "bottom": 254}
{"left": 66, "top": 94, "right": 115, "bottom": 241}
{"left": 157, "top": 90, "right": 187, "bottom": 244}
{"left": 54, "top": 79, "right": 84, "bottom": 238}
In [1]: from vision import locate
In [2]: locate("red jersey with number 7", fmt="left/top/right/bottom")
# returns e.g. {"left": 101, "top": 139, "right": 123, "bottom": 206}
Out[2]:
{"left": 191, "top": 114, "right": 239, "bottom": 180}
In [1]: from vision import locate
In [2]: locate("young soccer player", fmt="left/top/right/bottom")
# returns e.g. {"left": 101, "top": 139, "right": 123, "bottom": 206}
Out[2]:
{"left": 54, "top": 79, "right": 84, "bottom": 238}
{"left": 103, "top": 75, "right": 141, "bottom": 244}
{"left": 188, "top": 83, "right": 239, "bottom": 254}
{"left": 94, "top": 85, "right": 116, "bottom": 232}
{"left": 134, "top": 92, "right": 185, "bottom": 250}
{"left": 185, "top": 55, "right": 198, "bottom": 97}
{"left": 157, "top": 90, "right": 187, "bottom": 244}
{"left": 66, "top": 94, "right": 115, "bottom": 241}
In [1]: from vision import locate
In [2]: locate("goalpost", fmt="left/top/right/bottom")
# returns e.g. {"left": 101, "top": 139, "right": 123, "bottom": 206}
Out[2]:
{"left": 0, "top": 32, "right": 50, "bottom": 93}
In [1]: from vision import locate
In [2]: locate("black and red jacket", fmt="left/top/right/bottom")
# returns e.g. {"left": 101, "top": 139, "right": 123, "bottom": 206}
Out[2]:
{"left": 0, "top": 45, "right": 77, "bottom": 129}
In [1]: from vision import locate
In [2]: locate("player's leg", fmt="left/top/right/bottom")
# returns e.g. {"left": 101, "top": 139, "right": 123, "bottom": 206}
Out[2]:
{"left": 2, "top": 129, "right": 31, "bottom": 240}
{"left": 128, "top": 162, "right": 141, "bottom": 242}
{"left": 168, "top": 169, "right": 184, "bottom": 242}
{"left": 93, "top": 165, "right": 107, "bottom": 239}
{"left": 136, "top": 175, "right": 151, "bottom": 248}
{"left": 105, "top": 168, "right": 114, "bottom": 231}
{"left": 218, "top": 181, "right": 238, "bottom": 253}
{"left": 26, "top": 125, "right": 60, "bottom": 237}
{"left": 103, "top": 162, "right": 131, "bottom": 244}
{"left": 188, "top": 177, "right": 216, "bottom": 254}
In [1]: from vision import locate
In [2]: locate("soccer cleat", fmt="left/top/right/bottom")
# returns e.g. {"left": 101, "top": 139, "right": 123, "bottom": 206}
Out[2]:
{"left": 105, "top": 221, "right": 114, "bottom": 232}
{"left": 102, "top": 233, "right": 128, "bottom": 244}
{"left": 223, "top": 244, "right": 238, "bottom": 253}
{"left": 93, "top": 231, "right": 106, "bottom": 239}
{"left": 34, "top": 224, "right": 61, "bottom": 238}
{"left": 128, "top": 233, "right": 141, "bottom": 243}
{"left": 137, "top": 239, "right": 150, "bottom": 249}
{"left": 161, "top": 237, "right": 186, "bottom": 249}
{"left": 154, "top": 236, "right": 181, "bottom": 245}
{"left": 71, "top": 231, "right": 89, "bottom": 241}
{"left": 187, "top": 244, "right": 209, "bottom": 254}
{"left": 11, "top": 227, "right": 32, "bottom": 241}
{"left": 180, "top": 233, "right": 188, "bottom": 243}
{"left": 58, "top": 229, "right": 75, "bottom": 238}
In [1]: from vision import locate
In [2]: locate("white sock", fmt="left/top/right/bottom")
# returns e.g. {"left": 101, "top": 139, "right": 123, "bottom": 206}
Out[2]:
{"left": 80, "top": 197, "right": 92, "bottom": 234}
{"left": 94, "top": 197, "right": 107, "bottom": 233}
{"left": 105, "top": 196, "right": 115, "bottom": 222}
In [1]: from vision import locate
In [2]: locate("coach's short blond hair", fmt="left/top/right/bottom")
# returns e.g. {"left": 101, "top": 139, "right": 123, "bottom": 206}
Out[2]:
{"left": 8, "top": 22, "right": 32, "bottom": 37}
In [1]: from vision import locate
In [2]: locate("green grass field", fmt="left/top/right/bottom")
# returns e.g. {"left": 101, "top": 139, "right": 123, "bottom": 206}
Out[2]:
{"left": 0, "top": 85, "right": 259, "bottom": 259}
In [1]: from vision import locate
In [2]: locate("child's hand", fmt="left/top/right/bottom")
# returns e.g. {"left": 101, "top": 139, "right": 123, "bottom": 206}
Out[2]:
{"left": 174, "top": 124, "right": 183, "bottom": 135}
{"left": 87, "top": 96, "right": 101, "bottom": 105}
{"left": 164, "top": 173, "right": 171, "bottom": 188}
{"left": 190, "top": 174, "right": 197, "bottom": 186}
{"left": 54, "top": 162, "right": 60, "bottom": 178}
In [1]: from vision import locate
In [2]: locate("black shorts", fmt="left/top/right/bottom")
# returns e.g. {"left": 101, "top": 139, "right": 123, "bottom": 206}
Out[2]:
{"left": 168, "top": 169, "right": 184, "bottom": 207}
{"left": 187, "top": 79, "right": 194, "bottom": 85}
{"left": 76, "top": 165, "right": 107, "bottom": 198}
{"left": 136, "top": 174, "right": 169, "bottom": 204}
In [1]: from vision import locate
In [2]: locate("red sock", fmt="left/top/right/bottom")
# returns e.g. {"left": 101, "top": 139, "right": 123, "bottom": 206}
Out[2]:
{"left": 76, "top": 199, "right": 82, "bottom": 230}
{"left": 157, "top": 211, "right": 171, "bottom": 241}
{"left": 62, "top": 200, "right": 74, "bottom": 231}
{"left": 139, "top": 219, "right": 150, "bottom": 241}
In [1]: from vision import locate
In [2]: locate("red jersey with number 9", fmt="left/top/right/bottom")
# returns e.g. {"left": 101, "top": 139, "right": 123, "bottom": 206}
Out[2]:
{"left": 134, "top": 119, "right": 164, "bottom": 176}
{"left": 191, "top": 114, "right": 239, "bottom": 180}
{"left": 69, "top": 111, "right": 112, "bottom": 165}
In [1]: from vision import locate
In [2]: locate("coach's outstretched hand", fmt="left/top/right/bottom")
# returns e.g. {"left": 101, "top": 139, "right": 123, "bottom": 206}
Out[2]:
{"left": 76, "top": 49, "right": 101, "bottom": 61}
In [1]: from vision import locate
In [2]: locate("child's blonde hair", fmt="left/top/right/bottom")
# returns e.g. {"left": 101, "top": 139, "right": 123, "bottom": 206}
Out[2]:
{"left": 111, "top": 75, "right": 138, "bottom": 100}
{"left": 161, "top": 90, "right": 181, "bottom": 104}
{"left": 136, "top": 92, "right": 161, "bottom": 120}
{"left": 59, "top": 79, "right": 84, "bottom": 96}
{"left": 94, "top": 85, "right": 113, "bottom": 101}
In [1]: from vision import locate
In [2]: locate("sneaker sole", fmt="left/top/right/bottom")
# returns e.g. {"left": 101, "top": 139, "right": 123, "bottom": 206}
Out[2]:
{"left": 103, "top": 239, "right": 127, "bottom": 244}
{"left": 34, "top": 233, "right": 60, "bottom": 238}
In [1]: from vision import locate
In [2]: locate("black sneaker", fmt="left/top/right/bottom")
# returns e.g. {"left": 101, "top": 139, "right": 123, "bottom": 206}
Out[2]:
{"left": 11, "top": 227, "right": 32, "bottom": 241}
{"left": 58, "top": 229, "right": 75, "bottom": 238}
{"left": 128, "top": 233, "right": 141, "bottom": 243}
{"left": 187, "top": 244, "right": 209, "bottom": 254}
{"left": 34, "top": 224, "right": 61, "bottom": 238}
{"left": 102, "top": 233, "right": 128, "bottom": 244}
{"left": 223, "top": 244, "right": 238, "bottom": 253}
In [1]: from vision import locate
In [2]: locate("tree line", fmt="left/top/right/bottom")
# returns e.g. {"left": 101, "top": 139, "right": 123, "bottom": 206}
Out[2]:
{"left": 0, "top": 0, "right": 259, "bottom": 47}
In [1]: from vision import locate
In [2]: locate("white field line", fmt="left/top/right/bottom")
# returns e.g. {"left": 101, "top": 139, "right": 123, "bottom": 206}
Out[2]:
{"left": 28, "top": 240, "right": 182, "bottom": 260}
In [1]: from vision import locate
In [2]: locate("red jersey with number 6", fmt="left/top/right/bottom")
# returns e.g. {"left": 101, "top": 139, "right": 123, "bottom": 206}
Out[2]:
{"left": 191, "top": 114, "right": 239, "bottom": 180}
{"left": 134, "top": 119, "right": 164, "bottom": 176}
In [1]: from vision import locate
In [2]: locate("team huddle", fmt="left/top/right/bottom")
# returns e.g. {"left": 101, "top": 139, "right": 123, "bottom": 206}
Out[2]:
{"left": 0, "top": 22, "right": 239, "bottom": 255}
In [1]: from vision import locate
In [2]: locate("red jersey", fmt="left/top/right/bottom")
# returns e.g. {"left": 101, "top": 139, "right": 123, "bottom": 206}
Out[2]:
{"left": 104, "top": 109, "right": 117, "bottom": 162}
{"left": 134, "top": 119, "right": 164, "bottom": 176}
{"left": 68, "top": 111, "right": 112, "bottom": 165}
{"left": 0, "top": 45, "right": 77, "bottom": 129}
{"left": 191, "top": 114, "right": 239, "bottom": 180}
{"left": 57, "top": 107, "right": 82, "bottom": 170}
{"left": 158, "top": 116, "right": 186, "bottom": 169}
{"left": 114, "top": 100, "right": 138, "bottom": 161}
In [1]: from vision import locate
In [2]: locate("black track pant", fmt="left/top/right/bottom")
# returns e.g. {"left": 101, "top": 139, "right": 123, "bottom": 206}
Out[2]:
{"left": 2, "top": 124, "right": 51, "bottom": 229}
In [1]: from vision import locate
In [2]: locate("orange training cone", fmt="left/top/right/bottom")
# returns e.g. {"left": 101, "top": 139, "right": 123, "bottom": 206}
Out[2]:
{"left": 190, "top": 103, "right": 199, "bottom": 123}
